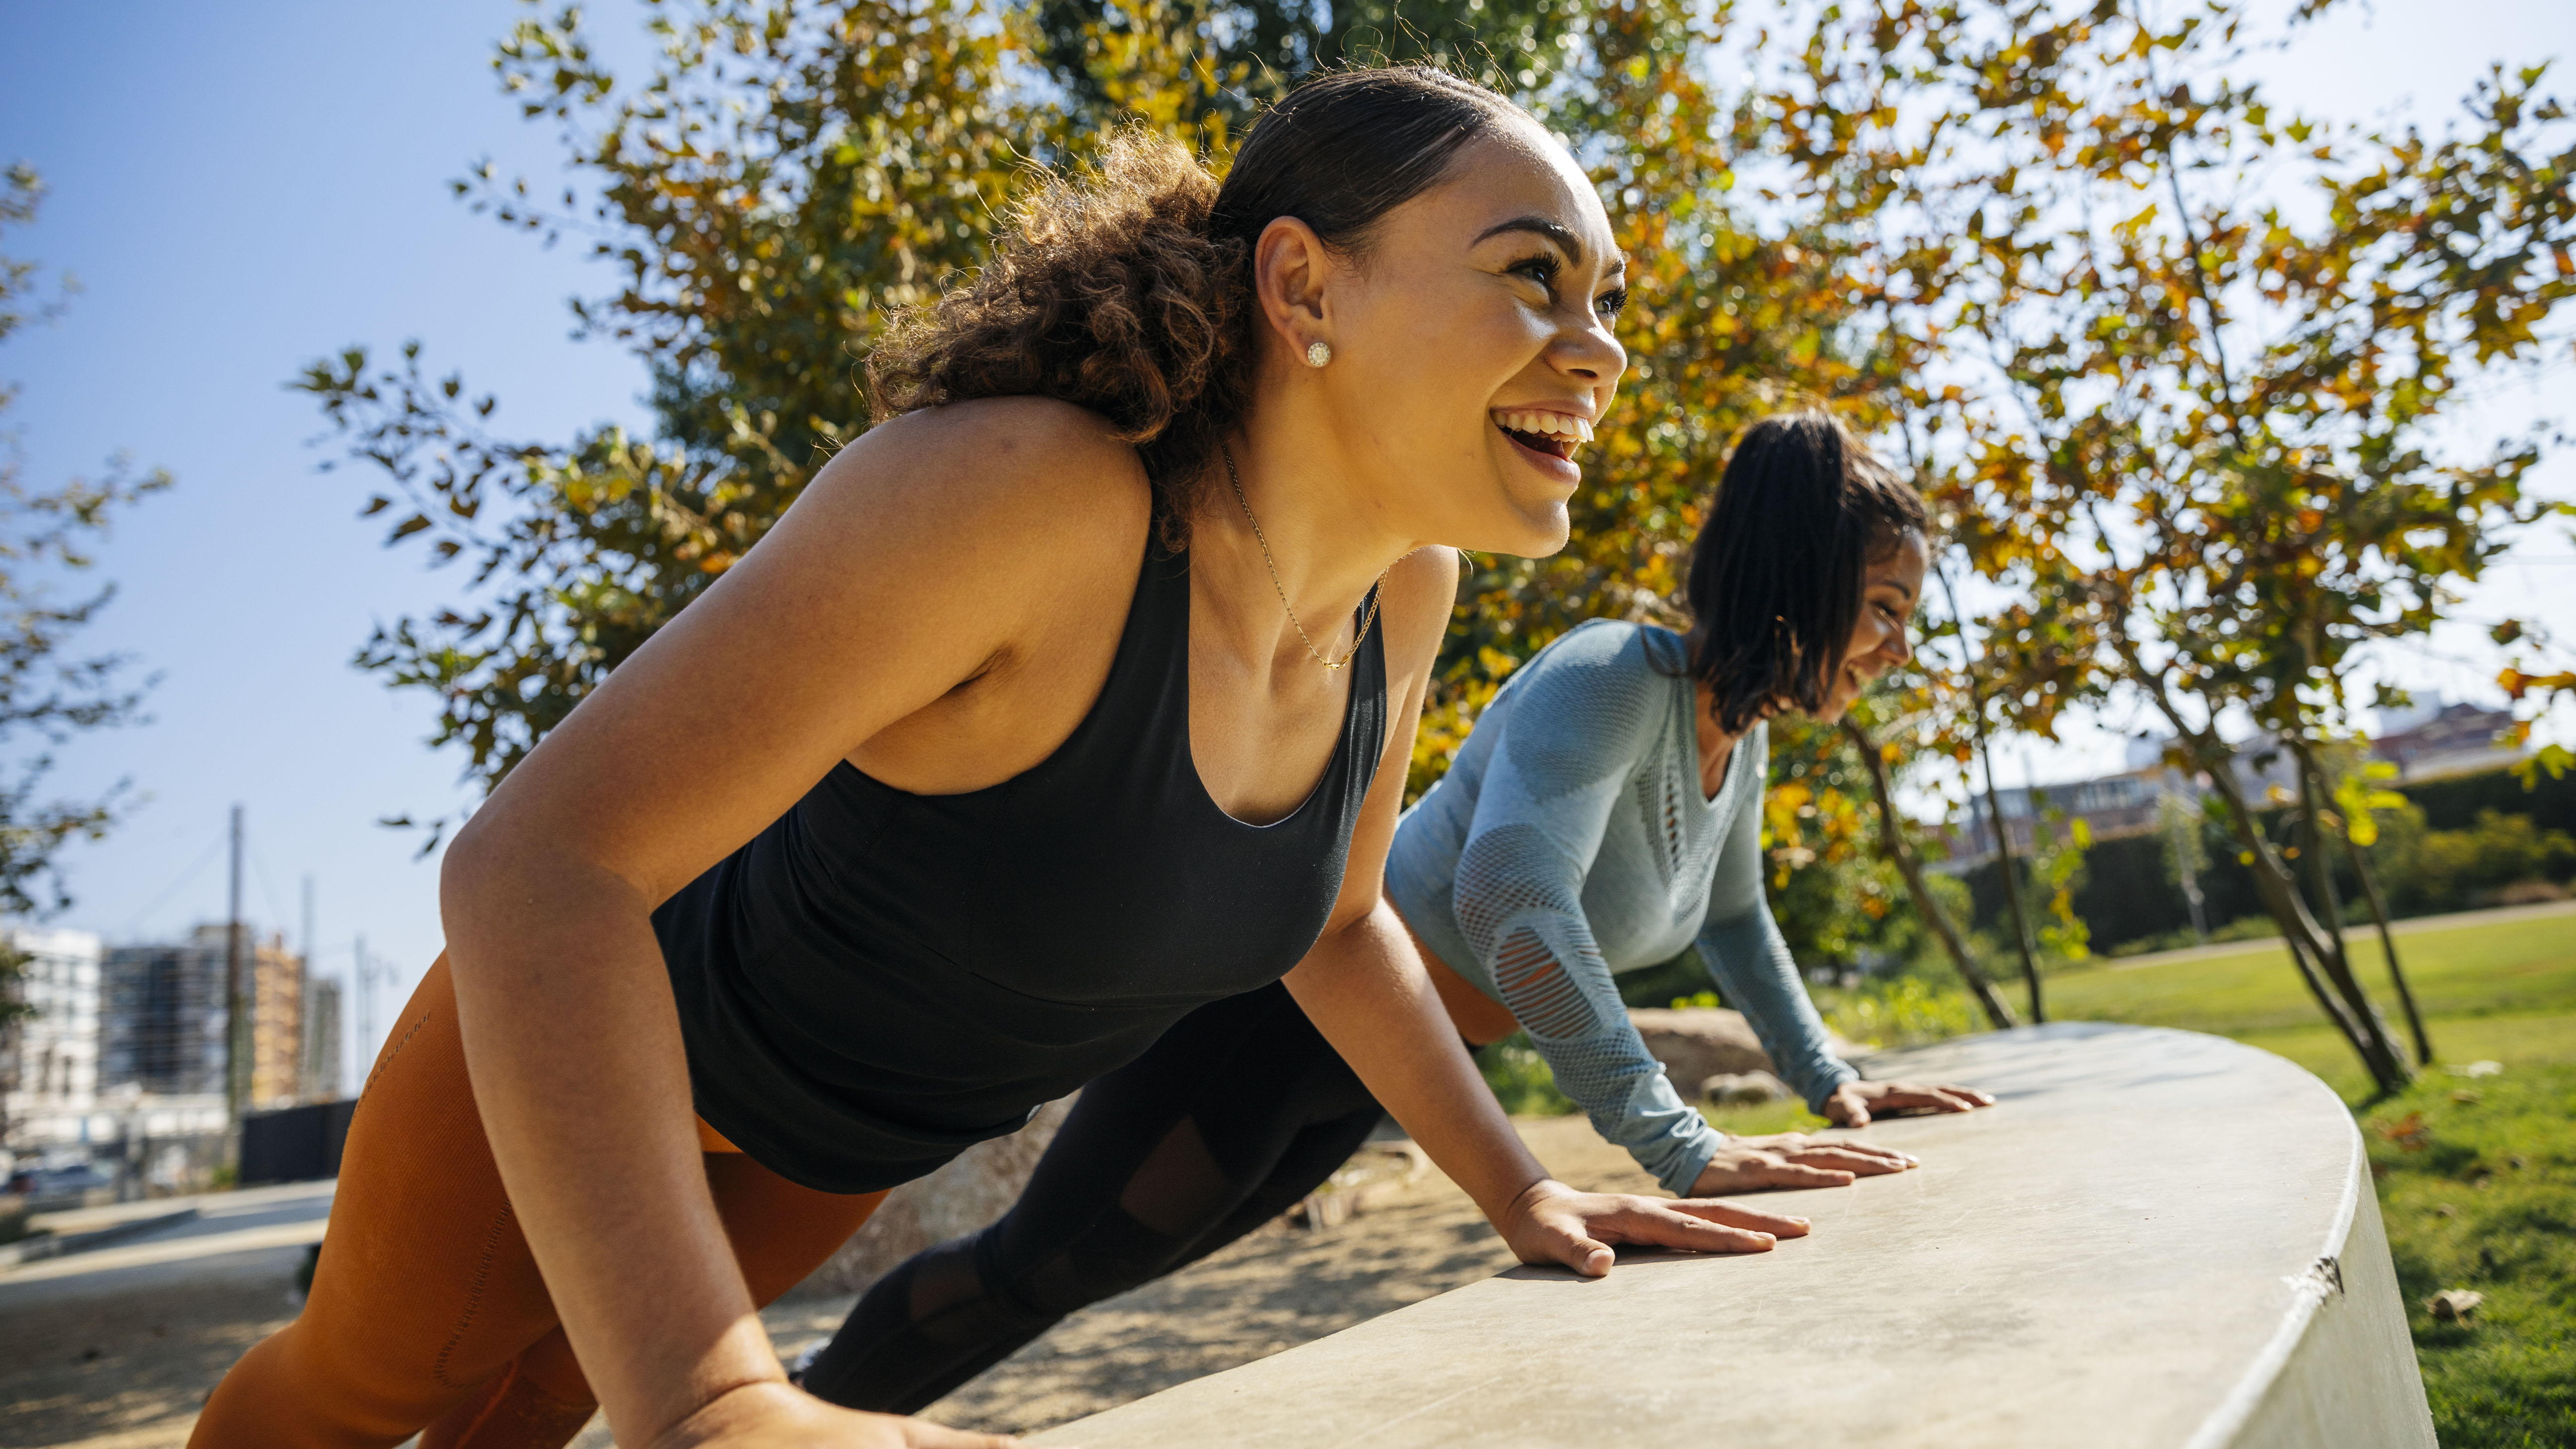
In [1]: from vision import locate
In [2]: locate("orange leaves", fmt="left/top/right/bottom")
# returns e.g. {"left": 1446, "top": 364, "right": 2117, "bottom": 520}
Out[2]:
{"left": 2378, "top": 1111, "right": 2434, "bottom": 1152}
{"left": 2500, "top": 668, "right": 2576, "bottom": 702}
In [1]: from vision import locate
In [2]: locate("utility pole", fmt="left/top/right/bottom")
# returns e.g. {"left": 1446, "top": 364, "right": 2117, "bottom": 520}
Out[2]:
{"left": 300, "top": 875, "right": 318, "bottom": 1102}
{"left": 356, "top": 934, "right": 371, "bottom": 1059}
{"left": 223, "top": 804, "right": 248, "bottom": 1132}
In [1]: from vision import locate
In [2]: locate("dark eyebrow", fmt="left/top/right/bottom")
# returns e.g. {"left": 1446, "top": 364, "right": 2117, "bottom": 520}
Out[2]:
{"left": 1474, "top": 216, "right": 1627, "bottom": 273}
{"left": 1873, "top": 575, "right": 1917, "bottom": 603}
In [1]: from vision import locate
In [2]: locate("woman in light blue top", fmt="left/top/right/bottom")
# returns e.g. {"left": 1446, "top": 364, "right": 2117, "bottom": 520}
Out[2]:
{"left": 1391, "top": 411, "right": 1988, "bottom": 1198}
{"left": 805, "top": 411, "right": 1992, "bottom": 1412}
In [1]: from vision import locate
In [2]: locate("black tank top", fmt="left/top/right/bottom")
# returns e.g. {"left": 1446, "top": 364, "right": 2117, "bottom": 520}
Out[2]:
{"left": 654, "top": 540, "right": 1388, "bottom": 1193}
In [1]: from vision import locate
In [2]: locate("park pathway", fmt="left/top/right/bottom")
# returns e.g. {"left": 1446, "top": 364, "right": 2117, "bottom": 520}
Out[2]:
{"left": 0, "top": 1123, "right": 1647, "bottom": 1448}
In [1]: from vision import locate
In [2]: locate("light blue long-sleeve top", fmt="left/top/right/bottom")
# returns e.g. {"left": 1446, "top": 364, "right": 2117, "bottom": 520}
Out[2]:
{"left": 1385, "top": 619, "right": 1857, "bottom": 1195}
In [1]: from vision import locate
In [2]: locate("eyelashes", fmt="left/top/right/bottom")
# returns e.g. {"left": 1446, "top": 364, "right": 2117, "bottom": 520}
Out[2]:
{"left": 1509, "top": 253, "right": 1630, "bottom": 319}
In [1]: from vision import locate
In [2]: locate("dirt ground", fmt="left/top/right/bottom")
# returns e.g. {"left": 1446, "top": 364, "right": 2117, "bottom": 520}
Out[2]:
{"left": 0, "top": 1250, "right": 306, "bottom": 1449}
{"left": 1, "top": 1119, "right": 1647, "bottom": 1448}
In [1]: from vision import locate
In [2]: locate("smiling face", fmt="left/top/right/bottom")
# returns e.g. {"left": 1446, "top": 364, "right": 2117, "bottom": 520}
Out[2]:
{"left": 1258, "top": 121, "right": 1628, "bottom": 556}
{"left": 1810, "top": 529, "right": 1930, "bottom": 723}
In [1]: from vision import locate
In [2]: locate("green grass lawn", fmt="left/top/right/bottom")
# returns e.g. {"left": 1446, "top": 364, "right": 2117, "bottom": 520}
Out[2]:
{"left": 2029, "top": 911, "right": 2576, "bottom": 1448}
{"left": 2044, "top": 913, "right": 2576, "bottom": 1095}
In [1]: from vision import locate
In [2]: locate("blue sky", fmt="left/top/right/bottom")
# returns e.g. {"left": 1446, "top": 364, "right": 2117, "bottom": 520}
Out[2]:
{"left": 2, "top": 0, "right": 2571, "bottom": 1090}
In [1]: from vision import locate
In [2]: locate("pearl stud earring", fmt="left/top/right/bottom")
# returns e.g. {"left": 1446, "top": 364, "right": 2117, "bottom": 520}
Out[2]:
{"left": 1306, "top": 341, "right": 1332, "bottom": 368}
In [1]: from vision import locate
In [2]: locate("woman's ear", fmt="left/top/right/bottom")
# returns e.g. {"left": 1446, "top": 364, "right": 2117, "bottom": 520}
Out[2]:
{"left": 1253, "top": 215, "right": 1334, "bottom": 362}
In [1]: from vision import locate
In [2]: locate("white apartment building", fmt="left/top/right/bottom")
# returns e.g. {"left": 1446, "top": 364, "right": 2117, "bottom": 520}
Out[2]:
{"left": 2, "top": 925, "right": 105, "bottom": 1155}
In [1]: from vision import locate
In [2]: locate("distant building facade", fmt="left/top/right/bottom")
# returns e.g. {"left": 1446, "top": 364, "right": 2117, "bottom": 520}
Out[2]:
{"left": 103, "top": 929, "right": 228, "bottom": 1098}
{"left": 1941, "top": 700, "right": 2529, "bottom": 870}
{"left": 1, "top": 926, "right": 105, "bottom": 1154}
{"left": 1950, "top": 768, "right": 2172, "bottom": 860}
{"left": 248, "top": 931, "right": 302, "bottom": 1109}
{"left": 2371, "top": 699, "right": 2526, "bottom": 783}
{"left": 302, "top": 973, "right": 342, "bottom": 1102}
{"left": 102, "top": 924, "right": 305, "bottom": 1106}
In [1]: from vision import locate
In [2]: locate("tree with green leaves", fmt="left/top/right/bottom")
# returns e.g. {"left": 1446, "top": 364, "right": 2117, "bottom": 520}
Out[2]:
{"left": 1769, "top": 0, "right": 2576, "bottom": 1094}
{"left": 1027, "top": 0, "right": 1589, "bottom": 124}
{"left": 302, "top": 0, "right": 1920, "bottom": 831}
{"left": 0, "top": 164, "right": 166, "bottom": 1134}
{"left": 302, "top": 1, "right": 1084, "bottom": 830}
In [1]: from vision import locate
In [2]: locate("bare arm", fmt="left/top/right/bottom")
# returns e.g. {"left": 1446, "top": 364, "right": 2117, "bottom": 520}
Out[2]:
{"left": 441, "top": 401, "right": 1142, "bottom": 1448}
{"left": 1284, "top": 554, "right": 1812, "bottom": 1275}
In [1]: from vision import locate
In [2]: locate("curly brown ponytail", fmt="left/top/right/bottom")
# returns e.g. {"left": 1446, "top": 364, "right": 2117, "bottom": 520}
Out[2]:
{"left": 867, "top": 66, "right": 1526, "bottom": 544}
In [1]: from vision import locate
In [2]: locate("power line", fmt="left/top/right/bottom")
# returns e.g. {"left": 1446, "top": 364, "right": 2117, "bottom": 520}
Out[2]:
{"left": 119, "top": 830, "right": 227, "bottom": 939}
{"left": 248, "top": 838, "right": 291, "bottom": 944}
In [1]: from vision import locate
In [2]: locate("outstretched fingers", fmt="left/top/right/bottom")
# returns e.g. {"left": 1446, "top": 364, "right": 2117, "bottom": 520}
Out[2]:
{"left": 1509, "top": 1187, "right": 1820, "bottom": 1277}
{"left": 1876, "top": 1081, "right": 1995, "bottom": 1115}
{"left": 1593, "top": 1201, "right": 1784, "bottom": 1256}
{"left": 1663, "top": 1196, "right": 1812, "bottom": 1240}
{"left": 1782, "top": 1142, "right": 1913, "bottom": 1176}
{"left": 1761, "top": 1160, "right": 1859, "bottom": 1189}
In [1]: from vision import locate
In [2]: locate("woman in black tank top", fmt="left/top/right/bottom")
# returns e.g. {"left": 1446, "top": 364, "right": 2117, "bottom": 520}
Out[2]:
{"left": 198, "top": 66, "right": 1809, "bottom": 1449}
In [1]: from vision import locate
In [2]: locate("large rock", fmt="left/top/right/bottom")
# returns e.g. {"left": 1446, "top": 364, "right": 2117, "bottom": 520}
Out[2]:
{"left": 1624, "top": 1007, "right": 1861, "bottom": 1101}
{"left": 1624, "top": 1007, "right": 1776, "bottom": 1094}
{"left": 791, "top": 1094, "right": 1077, "bottom": 1299}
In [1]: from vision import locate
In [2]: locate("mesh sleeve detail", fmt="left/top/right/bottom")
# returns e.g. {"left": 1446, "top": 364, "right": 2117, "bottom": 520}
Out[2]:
{"left": 1492, "top": 927, "right": 1598, "bottom": 1041}
{"left": 1453, "top": 818, "right": 1719, "bottom": 1193}
{"left": 1453, "top": 823, "right": 1582, "bottom": 952}
{"left": 1435, "top": 623, "right": 1731, "bottom": 1193}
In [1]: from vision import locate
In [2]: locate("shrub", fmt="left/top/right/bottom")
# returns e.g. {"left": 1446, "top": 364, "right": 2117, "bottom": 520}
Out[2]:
{"left": 2379, "top": 809, "right": 2576, "bottom": 915}
{"left": 1818, "top": 977, "right": 1980, "bottom": 1050}
{"left": 1477, "top": 1032, "right": 1575, "bottom": 1116}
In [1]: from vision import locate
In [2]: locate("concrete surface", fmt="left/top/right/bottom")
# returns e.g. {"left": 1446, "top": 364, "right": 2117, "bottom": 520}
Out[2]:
{"left": 1035, "top": 1023, "right": 2435, "bottom": 1449}
{"left": 0, "top": 1181, "right": 332, "bottom": 1300}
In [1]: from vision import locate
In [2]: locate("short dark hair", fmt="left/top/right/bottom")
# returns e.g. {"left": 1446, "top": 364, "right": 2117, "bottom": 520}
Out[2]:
{"left": 869, "top": 66, "right": 1526, "bottom": 545}
{"left": 1686, "top": 411, "right": 1929, "bottom": 733}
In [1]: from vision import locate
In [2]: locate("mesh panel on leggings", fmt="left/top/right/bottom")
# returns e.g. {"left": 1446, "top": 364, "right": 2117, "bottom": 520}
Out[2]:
{"left": 800, "top": 992, "right": 1390, "bottom": 1417}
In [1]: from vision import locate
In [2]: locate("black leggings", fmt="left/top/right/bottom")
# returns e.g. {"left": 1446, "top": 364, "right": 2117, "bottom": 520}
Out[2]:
{"left": 799, "top": 982, "right": 1385, "bottom": 1413}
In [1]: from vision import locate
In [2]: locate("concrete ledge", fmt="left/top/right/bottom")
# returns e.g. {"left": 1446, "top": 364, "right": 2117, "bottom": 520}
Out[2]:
{"left": 1035, "top": 1023, "right": 2434, "bottom": 1449}
{"left": 0, "top": 1209, "right": 199, "bottom": 1269}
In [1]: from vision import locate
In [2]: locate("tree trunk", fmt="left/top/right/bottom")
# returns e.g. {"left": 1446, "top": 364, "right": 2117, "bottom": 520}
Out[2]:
{"left": 2199, "top": 755, "right": 2410, "bottom": 1095}
{"left": 1934, "top": 564, "right": 2043, "bottom": 1022}
{"left": 2094, "top": 614, "right": 2410, "bottom": 1093}
{"left": 2290, "top": 746, "right": 2412, "bottom": 1093}
{"left": 1842, "top": 718, "right": 2020, "bottom": 1032}
{"left": 1977, "top": 733, "right": 2047, "bottom": 1024}
{"left": 2343, "top": 821, "right": 2434, "bottom": 1068}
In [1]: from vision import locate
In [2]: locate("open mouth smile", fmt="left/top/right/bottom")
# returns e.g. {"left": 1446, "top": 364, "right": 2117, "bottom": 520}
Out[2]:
{"left": 1492, "top": 407, "right": 1594, "bottom": 474}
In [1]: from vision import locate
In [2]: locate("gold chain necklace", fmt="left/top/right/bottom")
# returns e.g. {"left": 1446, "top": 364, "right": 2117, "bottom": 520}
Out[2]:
{"left": 1220, "top": 443, "right": 1388, "bottom": 672}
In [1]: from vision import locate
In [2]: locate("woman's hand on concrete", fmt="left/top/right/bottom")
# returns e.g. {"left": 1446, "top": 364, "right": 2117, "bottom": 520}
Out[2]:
{"left": 1500, "top": 1179, "right": 1810, "bottom": 1278}
{"left": 648, "top": 1380, "right": 1030, "bottom": 1449}
{"left": 1822, "top": 1079, "right": 1994, "bottom": 1127}
{"left": 1690, "top": 1132, "right": 1916, "bottom": 1194}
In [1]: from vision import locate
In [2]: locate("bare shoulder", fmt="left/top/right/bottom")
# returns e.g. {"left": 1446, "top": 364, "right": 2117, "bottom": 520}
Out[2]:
{"left": 798, "top": 396, "right": 1151, "bottom": 571}
{"left": 1379, "top": 545, "right": 1461, "bottom": 683}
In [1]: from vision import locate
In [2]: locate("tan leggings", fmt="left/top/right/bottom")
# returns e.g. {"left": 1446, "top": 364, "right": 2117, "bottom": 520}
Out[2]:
{"left": 189, "top": 957, "right": 886, "bottom": 1449}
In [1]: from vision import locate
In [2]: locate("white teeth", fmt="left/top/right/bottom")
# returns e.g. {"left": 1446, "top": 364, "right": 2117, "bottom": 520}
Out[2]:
{"left": 1493, "top": 408, "right": 1593, "bottom": 443}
